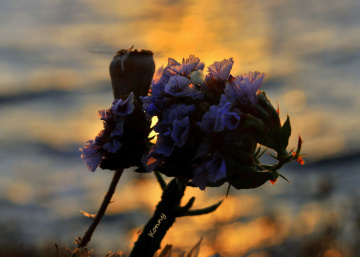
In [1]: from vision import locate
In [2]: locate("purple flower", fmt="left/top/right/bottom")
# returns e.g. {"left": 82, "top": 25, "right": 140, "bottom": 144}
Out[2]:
{"left": 197, "top": 105, "right": 217, "bottom": 132}
{"left": 225, "top": 71, "right": 265, "bottom": 106}
{"left": 80, "top": 137, "right": 104, "bottom": 172}
{"left": 207, "top": 155, "right": 227, "bottom": 183}
{"left": 168, "top": 57, "right": 181, "bottom": 66}
{"left": 198, "top": 97, "right": 241, "bottom": 132}
{"left": 154, "top": 134, "right": 174, "bottom": 157}
{"left": 162, "top": 104, "right": 195, "bottom": 125}
{"left": 169, "top": 55, "right": 204, "bottom": 76}
{"left": 153, "top": 104, "right": 194, "bottom": 135}
{"left": 214, "top": 102, "right": 241, "bottom": 132}
{"left": 184, "top": 55, "right": 205, "bottom": 70}
{"left": 191, "top": 165, "right": 208, "bottom": 190}
{"left": 103, "top": 139, "right": 122, "bottom": 153}
{"left": 141, "top": 95, "right": 167, "bottom": 118}
{"left": 153, "top": 58, "right": 181, "bottom": 87}
{"left": 191, "top": 153, "right": 227, "bottom": 190}
{"left": 98, "top": 109, "right": 112, "bottom": 122}
{"left": 164, "top": 75, "right": 203, "bottom": 99}
{"left": 171, "top": 116, "right": 190, "bottom": 147}
{"left": 81, "top": 93, "right": 136, "bottom": 172}
{"left": 140, "top": 69, "right": 168, "bottom": 117}
{"left": 207, "top": 58, "right": 234, "bottom": 81}
{"left": 110, "top": 119, "right": 125, "bottom": 137}
{"left": 111, "top": 92, "right": 135, "bottom": 117}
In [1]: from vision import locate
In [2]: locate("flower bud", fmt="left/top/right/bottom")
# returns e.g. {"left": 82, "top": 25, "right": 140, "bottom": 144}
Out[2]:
{"left": 109, "top": 47, "right": 155, "bottom": 99}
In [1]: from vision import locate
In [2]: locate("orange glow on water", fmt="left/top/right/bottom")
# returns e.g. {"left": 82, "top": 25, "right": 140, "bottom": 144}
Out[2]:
{"left": 215, "top": 217, "right": 277, "bottom": 255}
{"left": 117, "top": 176, "right": 345, "bottom": 256}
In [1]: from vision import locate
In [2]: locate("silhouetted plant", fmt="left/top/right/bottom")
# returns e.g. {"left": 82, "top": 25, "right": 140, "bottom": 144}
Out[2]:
{"left": 70, "top": 47, "right": 304, "bottom": 257}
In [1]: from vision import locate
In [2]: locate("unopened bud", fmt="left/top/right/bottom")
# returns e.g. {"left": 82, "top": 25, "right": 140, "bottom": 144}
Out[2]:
{"left": 109, "top": 47, "right": 155, "bottom": 99}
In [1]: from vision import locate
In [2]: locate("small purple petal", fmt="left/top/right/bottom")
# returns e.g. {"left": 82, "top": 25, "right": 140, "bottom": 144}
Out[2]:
{"left": 171, "top": 116, "right": 190, "bottom": 147}
{"left": 191, "top": 153, "right": 227, "bottom": 190}
{"left": 197, "top": 105, "right": 217, "bottom": 132}
{"left": 207, "top": 156, "right": 227, "bottom": 183}
{"left": 110, "top": 119, "right": 125, "bottom": 137}
{"left": 168, "top": 58, "right": 181, "bottom": 66}
{"left": 207, "top": 58, "right": 234, "bottom": 81}
{"left": 80, "top": 138, "right": 103, "bottom": 172}
{"left": 169, "top": 63, "right": 197, "bottom": 76}
{"left": 225, "top": 71, "right": 265, "bottom": 106}
{"left": 164, "top": 75, "right": 204, "bottom": 99}
{"left": 169, "top": 55, "right": 204, "bottom": 76}
{"left": 164, "top": 75, "right": 190, "bottom": 95}
{"left": 112, "top": 92, "right": 135, "bottom": 117}
{"left": 155, "top": 134, "right": 175, "bottom": 157}
{"left": 242, "top": 71, "right": 264, "bottom": 93}
{"left": 214, "top": 102, "right": 241, "bottom": 132}
{"left": 162, "top": 104, "right": 195, "bottom": 125}
{"left": 98, "top": 109, "right": 112, "bottom": 122}
{"left": 103, "top": 139, "right": 122, "bottom": 153}
{"left": 191, "top": 165, "right": 208, "bottom": 190}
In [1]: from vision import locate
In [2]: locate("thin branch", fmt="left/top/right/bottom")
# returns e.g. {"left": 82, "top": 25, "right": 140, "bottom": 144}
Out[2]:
{"left": 73, "top": 168, "right": 124, "bottom": 254}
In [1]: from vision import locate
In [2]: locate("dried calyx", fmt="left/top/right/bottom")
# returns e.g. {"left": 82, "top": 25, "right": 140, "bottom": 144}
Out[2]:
{"left": 110, "top": 46, "right": 156, "bottom": 98}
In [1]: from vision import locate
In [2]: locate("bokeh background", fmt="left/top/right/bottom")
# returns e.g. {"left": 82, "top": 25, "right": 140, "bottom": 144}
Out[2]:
{"left": 1, "top": 0, "right": 360, "bottom": 256}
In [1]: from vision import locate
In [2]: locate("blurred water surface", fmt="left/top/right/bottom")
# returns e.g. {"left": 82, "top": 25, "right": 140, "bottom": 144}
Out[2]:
{"left": 1, "top": 0, "right": 360, "bottom": 256}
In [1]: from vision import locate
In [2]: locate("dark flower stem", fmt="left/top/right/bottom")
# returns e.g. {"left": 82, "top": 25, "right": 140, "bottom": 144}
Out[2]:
{"left": 129, "top": 178, "right": 189, "bottom": 257}
{"left": 73, "top": 168, "right": 124, "bottom": 253}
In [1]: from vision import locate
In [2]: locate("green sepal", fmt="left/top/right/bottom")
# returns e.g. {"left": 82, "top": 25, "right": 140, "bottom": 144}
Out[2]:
{"left": 226, "top": 184, "right": 231, "bottom": 197}
{"left": 279, "top": 173, "right": 291, "bottom": 184}
{"left": 277, "top": 115, "right": 291, "bottom": 149}
{"left": 257, "top": 92, "right": 281, "bottom": 127}
{"left": 223, "top": 142, "right": 256, "bottom": 165}
{"left": 225, "top": 156, "right": 276, "bottom": 189}
{"left": 181, "top": 199, "right": 223, "bottom": 217}
{"left": 227, "top": 170, "right": 275, "bottom": 189}
{"left": 256, "top": 134, "right": 277, "bottom": 153}
{"left": 256, "top": 115, "right": 292, "bottom": 159}
{"left": 241, "top": 113, "right": 266, "bottom": 135}
{"left": 174, "top": 197, "right": 196, "bottom": 216}
{"left": 154, "top": 170, "right": 167, "bottom": 190}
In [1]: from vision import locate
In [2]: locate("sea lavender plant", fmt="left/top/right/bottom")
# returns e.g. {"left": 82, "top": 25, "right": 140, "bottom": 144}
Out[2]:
{"left": 73, "top": 50, "right": 304, "bottom": 257}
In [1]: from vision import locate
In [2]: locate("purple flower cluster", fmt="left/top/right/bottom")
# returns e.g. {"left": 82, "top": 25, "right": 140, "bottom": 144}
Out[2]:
{"left": 81, "top": 93, "right": 135, "bottom": 172}
{"left": 141, "top": 55, "right": 266, "bottom": 190}
{"left": 81, "top": 54, "right": 300, "bottom": 191}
